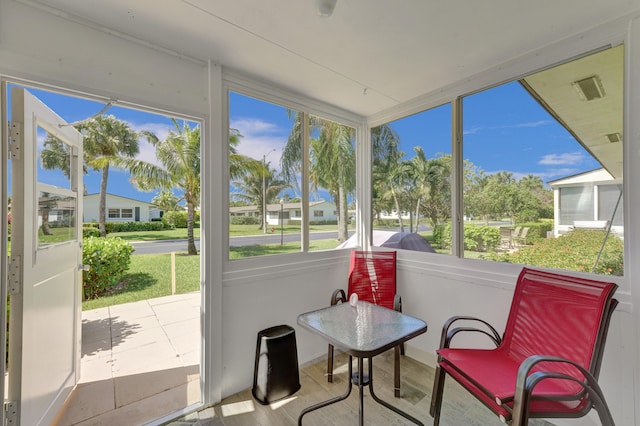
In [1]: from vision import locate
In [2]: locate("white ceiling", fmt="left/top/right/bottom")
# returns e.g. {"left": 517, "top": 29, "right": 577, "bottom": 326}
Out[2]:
{"left": 30, "top": 0, "right": 638, "bottom": 117}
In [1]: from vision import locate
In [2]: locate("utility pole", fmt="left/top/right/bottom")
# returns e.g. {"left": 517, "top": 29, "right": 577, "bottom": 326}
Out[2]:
{"left": 262, "top": 149, "right": 275, "bottom": 234}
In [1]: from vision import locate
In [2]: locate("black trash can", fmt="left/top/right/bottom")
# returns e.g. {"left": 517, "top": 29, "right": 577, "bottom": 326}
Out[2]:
{"left": 252, "top": 324, "right": 301, "bottom": 405}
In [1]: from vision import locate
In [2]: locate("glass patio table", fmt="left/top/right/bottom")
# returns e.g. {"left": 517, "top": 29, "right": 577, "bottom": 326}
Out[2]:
{"left": 297, "top": 301, "right": 428, "bottom": 425}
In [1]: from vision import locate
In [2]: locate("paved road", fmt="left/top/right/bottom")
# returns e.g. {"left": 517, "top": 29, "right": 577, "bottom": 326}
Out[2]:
{"left": 131, "top": 223, "right": 509, "bottom": 254}
{"left": 131, "top": 231, "right": 354, "bottom": 254}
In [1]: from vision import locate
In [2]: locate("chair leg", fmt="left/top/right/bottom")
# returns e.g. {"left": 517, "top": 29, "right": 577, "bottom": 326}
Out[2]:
{"left": 429, "top": 364, "right": 446, "bottom": 426}
{"left": 327, "top": 344, "right": 334, "bottom": 383}
{"left": 394, "top": 345, "right": 400, "bottom": 397}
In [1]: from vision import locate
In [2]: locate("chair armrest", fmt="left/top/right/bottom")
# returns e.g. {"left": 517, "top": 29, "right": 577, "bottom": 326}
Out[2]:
{"left": 394, "top": 294, "right": 402, "bottom": 312}
{"left": 512, "top": 355, "right": 614, "bottom": 424}
{"left": 439, "top": 316, "right": 502, "bottom": 349}
{"left": 331, "top": 289, "right": 347, "bottom": 305}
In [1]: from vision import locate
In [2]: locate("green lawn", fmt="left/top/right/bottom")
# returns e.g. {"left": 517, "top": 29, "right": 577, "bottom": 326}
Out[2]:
{"left": 229, "top": 238, "right": 341, "bottom": 258}
{"left": 82, "top": 252, "right": 200, "bottom": 310}
{"left": 107, "top": 228, "right": 201, "bottom": 241}
{"left": 107, "top": 224, "right": 350, "bottom": 241}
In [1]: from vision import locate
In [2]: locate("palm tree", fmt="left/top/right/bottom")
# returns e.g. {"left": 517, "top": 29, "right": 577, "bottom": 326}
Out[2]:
{"left": 80, "top": 115, "right": 140, "bottom": 237}
{"left": 282, "top": 113, "right": 355, "bottom": 242}
{"left": 152, "top": 189, "right": 182, "bottom": 212}
{"left": 41, "top": 115, "right": 140, "bottom": 237}
{"left": 233, "top": 164, "right": 289, "bottom": 229}
{"left": 118, "top": 120, "right": 200, "bottom": 254}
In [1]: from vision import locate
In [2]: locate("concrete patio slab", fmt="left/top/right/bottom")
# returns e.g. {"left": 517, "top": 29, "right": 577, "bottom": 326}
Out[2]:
{"left": 54, "top": 292, "right": 201, "bottom": 426}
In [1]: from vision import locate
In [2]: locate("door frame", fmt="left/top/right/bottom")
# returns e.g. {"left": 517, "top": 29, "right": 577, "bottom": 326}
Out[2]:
{"left": 1, "top": 77, "right": 208, "bottom": 424}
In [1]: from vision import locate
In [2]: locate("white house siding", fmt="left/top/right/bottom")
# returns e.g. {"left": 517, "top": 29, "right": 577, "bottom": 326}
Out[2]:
{"left": 549, "top": 169, "right": 624, "bottom": 237}
{"left": 83, "top": 194, "right": 158, "bottom": 223}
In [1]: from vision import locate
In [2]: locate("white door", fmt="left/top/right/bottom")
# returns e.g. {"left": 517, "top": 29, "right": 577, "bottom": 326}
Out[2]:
{"left": 8, "top": 87, "right": 83, "bottom": 425}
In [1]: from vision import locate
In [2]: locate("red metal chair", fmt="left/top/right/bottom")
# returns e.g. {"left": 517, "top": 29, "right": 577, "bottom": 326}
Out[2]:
{"left": 430, "top": 267, "right": 618, "bottom": 426}
{"left": 328, "top": 251, "right": 404, "bottom": 397}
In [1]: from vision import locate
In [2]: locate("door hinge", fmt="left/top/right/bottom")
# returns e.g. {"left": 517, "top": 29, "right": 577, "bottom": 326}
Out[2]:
{"left": 8, "top": 122, "right": 22, "bottom": 161}
{"left": 4, "top": 400, "right": 17, "bottom": 426}
{"left": 8, "top": 256, "right": 21, "bottom": 296}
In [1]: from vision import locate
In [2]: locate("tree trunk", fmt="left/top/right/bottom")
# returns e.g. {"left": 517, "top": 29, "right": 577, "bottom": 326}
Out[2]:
{"left": 414, "top": 196, "right": 422, "bottom": 233}
{"left": 99, "top": 165, "right": 109, "bottom": 237}
{"left": 186, "top": 201, "right": 198, "bottom": 255}
{"left": 337, "top": 186, "right": 348, "bottom": 242}
{"left": 41, "top": 207, "right": 53, "bottom": 235}
{"left": 391, "top": 187, "right": 404, "bottom": 233}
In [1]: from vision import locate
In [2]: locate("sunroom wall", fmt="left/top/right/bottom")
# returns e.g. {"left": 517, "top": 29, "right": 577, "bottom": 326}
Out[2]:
{"left": 0, "top": 2, "right": 638, "bottom": 426}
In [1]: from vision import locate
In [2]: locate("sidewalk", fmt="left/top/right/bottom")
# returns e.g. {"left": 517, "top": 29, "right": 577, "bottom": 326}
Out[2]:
{"left": 55, "top": 292, "right": 201, "bottom": 425}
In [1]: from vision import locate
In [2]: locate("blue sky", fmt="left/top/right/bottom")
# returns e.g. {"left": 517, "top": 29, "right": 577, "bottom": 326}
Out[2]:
{"left": 230, "top": 83, "right": 599, "bottom": 192}
{"left": 9, "top": 86, "right": 181, "bottom": 203}
{"left": 8, "top": 82, "right": 600, "bottom": 205}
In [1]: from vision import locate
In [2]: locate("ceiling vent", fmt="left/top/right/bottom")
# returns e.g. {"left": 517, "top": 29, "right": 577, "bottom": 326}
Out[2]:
{"left": 573, "top": 75, "right": 605, "bottom": 101}
{"left": 606, "top": 132, "right": 622, "bottom": 143}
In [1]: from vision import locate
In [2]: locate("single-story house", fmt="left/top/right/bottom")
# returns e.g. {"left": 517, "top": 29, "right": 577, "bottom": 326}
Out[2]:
{"left": 230, "top": 200, "right": 337, "bottom": 225}
{"left": 83, "top": 193, "right": 163, "bottom": 223}
{"left": 549, "top": 168, "right": 624, "bottom": 237}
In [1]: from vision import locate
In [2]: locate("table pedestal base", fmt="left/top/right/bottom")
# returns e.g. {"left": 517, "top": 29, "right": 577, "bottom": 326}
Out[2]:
{"left": 298, "top": 355, "right": 423, "bottom": 426}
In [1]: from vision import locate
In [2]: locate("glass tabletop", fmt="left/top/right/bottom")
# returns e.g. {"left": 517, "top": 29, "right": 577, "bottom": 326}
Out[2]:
{"left": 297, "top": 301, "right": 427, "bottom": 358}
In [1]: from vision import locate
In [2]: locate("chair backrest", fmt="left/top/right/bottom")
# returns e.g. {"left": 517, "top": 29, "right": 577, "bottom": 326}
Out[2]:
{"left": 348, "top": 251, "right": 397, "bottom": 310}
{"left": 501, "top": 268, "right": 618, "bottom": 380}
{"left": 513, "top": 226, "right": 522, "bottom": 238}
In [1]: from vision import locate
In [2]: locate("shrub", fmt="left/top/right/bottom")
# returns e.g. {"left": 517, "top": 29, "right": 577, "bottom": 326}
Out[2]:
{"left": 489, "top": 229, "right": 623, "bottom": 276}
{"left": 162, "top": 211, "right": 200, "bottom": 229}
{"left": 82, "top": 227, "right": 100, "bottom": 238}
{"left": 105, "top": 221, "right": 167, "bottom": 233}
{"left": 82, "top": 237, "right": 135, "bottom": 299}
{"left": 438, "top": 223, "right": 501, "bottom": 252}
{"left": 231, "top": 216, "right": 261, "bottom": 225}
{"left": 514, "top": 221, "right": 553, "bottom": 244}
{"left": 309, "top": 220, "right": 338, "bottom": 225}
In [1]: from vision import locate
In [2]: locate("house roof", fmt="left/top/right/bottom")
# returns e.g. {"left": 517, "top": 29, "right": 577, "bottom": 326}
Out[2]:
{"left": 548, "top": 168, "right": 617, "bottom": 186}
{"left": 229, "top": 200, "right": 333, "bottom": 213}
{"left": 29, "top": 1, "right": 634, "bottom": 118}
{"left": 84, "top": 193, "right": 157, "bottom": 207}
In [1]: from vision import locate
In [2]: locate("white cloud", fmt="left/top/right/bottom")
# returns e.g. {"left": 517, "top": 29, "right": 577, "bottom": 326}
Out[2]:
{"left": 538, "top": 152, "right": 586, "bottom": 166}
{"left": 231, "top": 117, "right": 288, "bottom": 165}
{"left": 463, "top": 120, "right": 550, "bottom": 135}
{"left": 129, "top": 122, "right": 173, "bottom": 166}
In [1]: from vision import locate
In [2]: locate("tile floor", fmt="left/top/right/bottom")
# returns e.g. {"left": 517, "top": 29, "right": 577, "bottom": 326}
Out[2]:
{"left": 54, "top": 292, "right": 201, "bottom": 426}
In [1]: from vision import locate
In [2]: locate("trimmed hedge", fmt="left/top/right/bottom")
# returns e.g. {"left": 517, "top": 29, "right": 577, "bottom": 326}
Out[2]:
{"left": 83, "top": 221, "right": 169, "bottom": 233}
{"left": 82, "top": 237, "right": 134, "bottom": 299}
{"left": 230, "top": 216, "right": 261, "bottom": 225}
{"left": 435, "top": 223, "right": 501, "bottom": 252}
{"left": 162, "top": 211, "right": 200, "bottom": 229}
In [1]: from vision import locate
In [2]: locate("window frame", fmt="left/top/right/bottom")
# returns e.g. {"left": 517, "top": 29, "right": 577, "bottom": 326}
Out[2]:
{"left": 222, "top": 76, "right": 364, "bottom": 267}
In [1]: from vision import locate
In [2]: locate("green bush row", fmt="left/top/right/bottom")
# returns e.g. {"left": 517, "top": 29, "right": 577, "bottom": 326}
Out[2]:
{"left": 161, "top": 211, "right": 200, "bottom": 229}
{"left": 514, "top": 221, "right": 553, "bottom": 244}
{"left": 434, "top": 223, "right": 501, "bottom": 252}
{"left": 309, "top": 220, "right": 338, "bottom": 225}
{"left": 82, "top": 236, "right": 134, "bottom": 299}
{"left": 83, "top": 221, "right": 170, "bottom": 233}
{"left": 486, "top": 229, "right": 623, "bottom": 276}
{"left": 230, "top": 216, "right": 261, "bottom": 225}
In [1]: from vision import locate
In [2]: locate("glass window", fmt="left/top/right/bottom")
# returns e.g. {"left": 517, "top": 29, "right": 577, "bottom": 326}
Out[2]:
{"left": 121, "top": 208, "right": 133, "bottom": 219}
{"left": 314, "top": 210, "right": 323, "bottom": 217}
{"left": 559, "top": 186, "right": 594, "bottom": 225}
{"left": 108, "top": 209, "right": 120, "bottom": 219}
{"left": 371, "top": 104, "right": 452, "bottom": 254}
{"left": 38, "top": 193, "right": 76, "bottom": 247}
{"left": 461, "top": 45, "right": 623, "bottom": 275}
{"left": 228, "top": 92, "right": 356, "bottom": 258}
{"left": 598, "top": 184, "right": 623, "bottom": 226}
{"left": 37, "top": 128, "right": 73, "bottom": 190}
